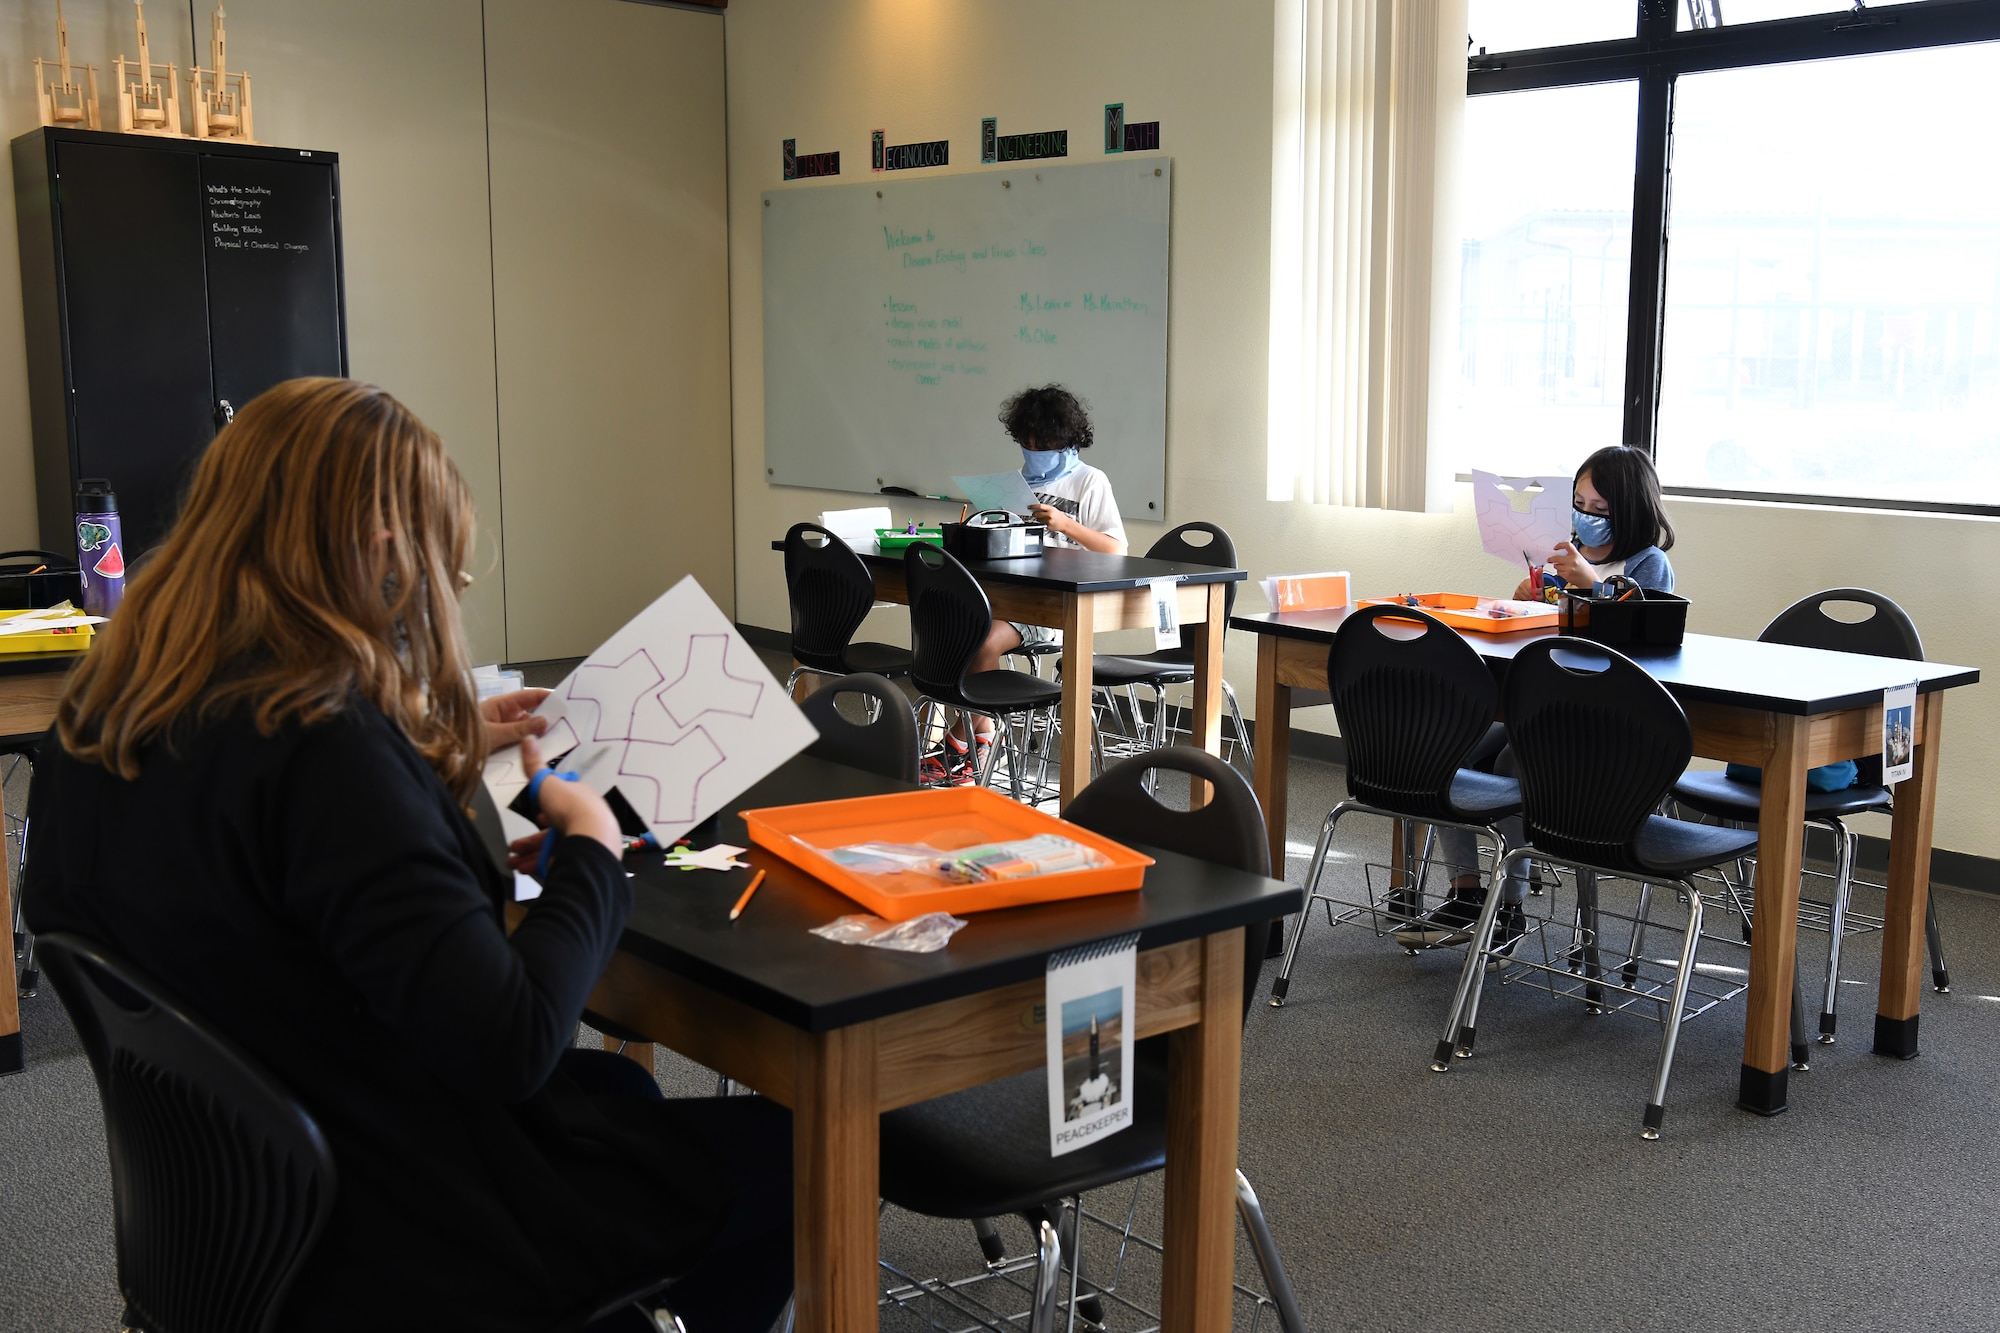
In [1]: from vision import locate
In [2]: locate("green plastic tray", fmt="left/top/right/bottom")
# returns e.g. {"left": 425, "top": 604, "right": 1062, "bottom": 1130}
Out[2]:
{"left": 874, "top": 527, "right": 944, "bottom": 551}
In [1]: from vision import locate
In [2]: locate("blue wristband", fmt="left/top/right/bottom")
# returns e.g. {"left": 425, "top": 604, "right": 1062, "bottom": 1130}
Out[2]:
{"left": 527, "top": 769, "right": 581, "bottom": 878}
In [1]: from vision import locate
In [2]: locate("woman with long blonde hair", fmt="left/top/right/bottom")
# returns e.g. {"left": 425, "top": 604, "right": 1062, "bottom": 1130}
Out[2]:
{"left": 25, "top": 378, "right": 792, "bottom": 1332}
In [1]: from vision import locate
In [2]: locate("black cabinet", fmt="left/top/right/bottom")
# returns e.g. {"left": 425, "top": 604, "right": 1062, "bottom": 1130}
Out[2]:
{"left": 12, "top": 127, "right": 346, "bottom": 557}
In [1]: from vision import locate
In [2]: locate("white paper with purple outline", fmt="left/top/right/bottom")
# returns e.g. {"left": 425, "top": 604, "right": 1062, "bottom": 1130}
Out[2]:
{"left": 1471, "top": 469, "right": 1574, "bottom": 569}
{"left": 525, "top": 576, "right": 818, "bottom": 844}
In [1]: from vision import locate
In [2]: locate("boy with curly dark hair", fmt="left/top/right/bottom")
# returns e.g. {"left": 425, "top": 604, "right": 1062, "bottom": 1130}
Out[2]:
{"left": 934, "top": 385, "right": 1128, "bottom": 782}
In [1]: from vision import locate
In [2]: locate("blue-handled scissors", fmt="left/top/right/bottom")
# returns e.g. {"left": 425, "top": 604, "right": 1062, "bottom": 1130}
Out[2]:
{"left": 527, "top": 767, "right": 581, "bottom": 879}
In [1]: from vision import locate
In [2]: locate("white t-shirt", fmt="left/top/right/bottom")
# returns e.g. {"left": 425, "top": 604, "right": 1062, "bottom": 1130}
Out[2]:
{"left": 1030, "top": 461, "right": 1127, "bottom": 551}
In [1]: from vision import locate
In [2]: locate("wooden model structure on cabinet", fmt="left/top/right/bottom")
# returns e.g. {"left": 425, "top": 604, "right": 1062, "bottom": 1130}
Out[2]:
{"left": 190, "top": 5, "right": 254, "bottom": 143}
{"left": 114, "top": 1, "right": 183, "bottom": 137}
{"left": 33, "top": 1, "right": 101, "bottom": 131}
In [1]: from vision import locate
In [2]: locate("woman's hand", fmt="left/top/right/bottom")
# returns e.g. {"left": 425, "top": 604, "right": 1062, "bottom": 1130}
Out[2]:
{"left": 482, "top": 687, "right": 551, "bottom": 751}
{"left": 1549, "top": 542, "right": 1600, "bottom": 589}
{"left": 507, "top": 735, "right": 622, "bottom": 870}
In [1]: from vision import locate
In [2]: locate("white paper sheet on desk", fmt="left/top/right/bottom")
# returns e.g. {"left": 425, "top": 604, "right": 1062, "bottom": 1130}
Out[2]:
{"left": 0, "top": 605, "right": 104, "bottom": 635}
{"left": 1471, "top": 470, "right": 1573, "bottom": 567}
{"left": 952, "top": 470, "right": 1040, "bottom": 518}
{"left": 515, "top": 576, "right": 819, "bottom": 845}
{"left": 818, "top": 506, "right": 891, "bottom": 547}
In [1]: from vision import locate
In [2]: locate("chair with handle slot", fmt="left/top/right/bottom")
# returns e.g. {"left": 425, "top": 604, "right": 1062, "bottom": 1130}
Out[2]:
{"left": 1668, "top": 588, "right": 1950, "bottom": 1046}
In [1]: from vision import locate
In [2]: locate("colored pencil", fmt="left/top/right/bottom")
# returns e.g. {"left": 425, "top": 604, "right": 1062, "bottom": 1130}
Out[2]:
{"left": 729, "top": 869, "right": 768, "bottom": 921}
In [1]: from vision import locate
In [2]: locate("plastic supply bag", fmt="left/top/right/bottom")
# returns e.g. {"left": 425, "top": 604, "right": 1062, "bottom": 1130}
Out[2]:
{"left": 827, "top": 834, "right": 1107, "bottom": 884}
{"left": 810, "top": 912, "right": 968, "bottom": 953}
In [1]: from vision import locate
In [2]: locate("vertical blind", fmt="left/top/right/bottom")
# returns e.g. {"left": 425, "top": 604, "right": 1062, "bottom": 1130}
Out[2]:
{"left": 1267, "top": 0, "right": 1466, "bottom": 511}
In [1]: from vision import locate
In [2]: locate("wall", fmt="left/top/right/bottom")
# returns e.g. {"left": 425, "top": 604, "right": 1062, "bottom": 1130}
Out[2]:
{"left": 0, "top": 0, "right": 732, "bottom": 664}
{"left": 485, "top": 0, "right": 734, "bottom": 661}
{"left": 722, "top": 0, "right": 2000, "bottom": 860}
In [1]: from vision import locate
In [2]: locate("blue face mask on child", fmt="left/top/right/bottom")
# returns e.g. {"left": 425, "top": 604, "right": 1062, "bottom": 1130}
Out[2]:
{"left": 1571, "top": 508, "right": 1613, "bottom": 549}
{"left": 1021, "top": 447, "right": 1081, "bottom": 487}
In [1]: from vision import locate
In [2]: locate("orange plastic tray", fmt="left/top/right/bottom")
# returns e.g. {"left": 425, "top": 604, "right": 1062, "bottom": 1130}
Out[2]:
{"left": 1357, "top": 592, "right": 1557, "bottom": 635}
{"left": 739, "top": 786, "right": 1154, "bottom": 920}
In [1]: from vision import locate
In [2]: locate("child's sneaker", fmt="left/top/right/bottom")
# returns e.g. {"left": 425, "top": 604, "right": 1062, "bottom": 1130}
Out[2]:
{"left": 1486, "top": 904, "right": 1529, "bottom": 971}
{"left": 945, "top": 732, "right": 994, "bottom": 786}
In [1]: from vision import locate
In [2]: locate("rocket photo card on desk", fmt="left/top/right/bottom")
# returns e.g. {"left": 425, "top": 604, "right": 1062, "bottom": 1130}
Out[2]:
{"left": 1045, "top": 932, "right": 1138, "bottom": 1156}
{"left": 516, "top": 575, "right": 820, "bottom": 846}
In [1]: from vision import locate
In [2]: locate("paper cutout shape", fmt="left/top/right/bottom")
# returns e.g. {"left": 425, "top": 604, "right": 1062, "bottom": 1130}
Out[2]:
{"left": 571, "top": 650, "right": 666, "bottom": 742}
{"left": 510, "top": 576, "right": 819, "bottom": 845}
{"left": 1471, "top": 470, "right": 1573, "bottom": 568}
{"left": 660, "top": 635, "right": 764, "bottom": 726}
{"left": 618, "top": 730, "right": 726, "bottom": 825}
{"left": 662, "top": 842, "right": 750, "bottom": 872}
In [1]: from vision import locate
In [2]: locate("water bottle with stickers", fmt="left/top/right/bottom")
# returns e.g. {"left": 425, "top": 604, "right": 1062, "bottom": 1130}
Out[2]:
{"left": 74, "top": 479, "right": 126, "bottom": 617}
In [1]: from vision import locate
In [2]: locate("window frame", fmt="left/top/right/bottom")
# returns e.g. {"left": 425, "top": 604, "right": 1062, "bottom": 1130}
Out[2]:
{"left": 1467, "top": 0, "right": 2000, "bottom": 516}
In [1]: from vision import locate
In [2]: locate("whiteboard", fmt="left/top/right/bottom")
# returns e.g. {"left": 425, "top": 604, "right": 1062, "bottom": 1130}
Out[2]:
{"left": 761, "top": 159, "right": 1170, "bottom": 516}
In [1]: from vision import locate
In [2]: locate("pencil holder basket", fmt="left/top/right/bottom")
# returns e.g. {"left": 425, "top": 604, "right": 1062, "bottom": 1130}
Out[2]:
{"left": 1558, "top": 587, "right": 1688, "bottom": 648}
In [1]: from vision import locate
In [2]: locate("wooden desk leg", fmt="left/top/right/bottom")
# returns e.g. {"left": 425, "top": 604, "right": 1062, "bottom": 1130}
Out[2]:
{"left": 603, "top": 1032, "right": 654, "bottom": 1073}
{"left": 0, "top": 856, "right": 20, "bottom": 1075}
{"left": 1252, "top": 635, "right": 1291, "bottom": 879}
{"left": 1161, "top": 927, "right": 1244, "bottom": 1331}
{"left": 1877, "top": 693, "right": 1943, "bottom": 1059}
{"left": 1058, "top": 593, "right": 1095, "bottom": 809}
{"left": 1187, "top": 583, "right": 1228, "bottom": 810}
{"left": 1740, "top": 712, "right": 1807, "bottom": 1116}
{"left": 793, "top": 1021, "right": 879, "bottom": 1332}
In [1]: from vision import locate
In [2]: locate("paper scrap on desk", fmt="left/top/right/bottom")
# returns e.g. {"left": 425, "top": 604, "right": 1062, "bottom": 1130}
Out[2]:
{"left": 1471, "top": 470, "right": 1573, "bottom": 567}
{"left": 1882, "top": 681, "right": 1917, "bottom": 785}
{"left": 0, "top": 603, "right": 104, "bottom": 636}
{"left": 663, "top": 842, "right": 750, "bottom": 872}
{"left": 1046, "top": 933, "right": 1138, "bottom": 1157}
{"left": 952, "top": 470, "right": 1040, "bottom": 518}
{"left": 519, "top": 576, "right": 819, "bottom": 846}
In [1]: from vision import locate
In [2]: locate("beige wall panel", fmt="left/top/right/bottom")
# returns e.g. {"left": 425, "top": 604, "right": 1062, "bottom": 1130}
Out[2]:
{"left": 723, "top": 0, "right": 2000, "bottom": 860}
{"left": 484, "top": 0, "right": 733, "bottom": 662}
{"left": 0, "top": 1, "right": 509, "bottom": 662}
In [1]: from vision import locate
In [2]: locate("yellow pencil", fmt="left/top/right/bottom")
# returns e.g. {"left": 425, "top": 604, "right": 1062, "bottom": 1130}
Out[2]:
{"left": 729, "top": 869, "right": 768, "bottom": 921}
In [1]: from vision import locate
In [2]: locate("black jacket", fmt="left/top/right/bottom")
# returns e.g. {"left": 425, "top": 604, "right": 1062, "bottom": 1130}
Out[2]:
{"left": 24, "top": 699, "right": 728, "bottom": 1331}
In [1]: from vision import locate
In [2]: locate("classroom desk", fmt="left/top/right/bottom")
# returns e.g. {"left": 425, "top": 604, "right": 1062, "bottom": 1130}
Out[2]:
{"left": 772, "top": 540, "right": 1247, "bottom": 807}
{"left": 0, "top": 650, "right": 79, "bottom": 1075}
{"left": 1230, "top": 608, "right": 1979, "bottom": 1118}
{"left": 512, "top": 753, "right": 1299, "bottom": 1331}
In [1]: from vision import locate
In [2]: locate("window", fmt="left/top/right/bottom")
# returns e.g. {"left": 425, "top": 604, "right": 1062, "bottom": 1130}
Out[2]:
{"left": 1656, "top": 45, "right": 2000, "bottom": 506}
{"left": 1454, "top": 83, "right": 1636, "bottom": 476}
{"left": 1466, "top": 0, "right": 2000, "bottom": 513}
{"left": 1468, "top": 0, "right": 1633, "bottom": 53}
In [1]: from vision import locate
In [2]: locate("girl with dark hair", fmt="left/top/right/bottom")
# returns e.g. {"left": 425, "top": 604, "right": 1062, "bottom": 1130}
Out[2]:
{"left": 1513, "top": 445, "right": 1677, "bottom": 598}
{"left": 1411, "top": 446, "right": 1679, "bottom": 955}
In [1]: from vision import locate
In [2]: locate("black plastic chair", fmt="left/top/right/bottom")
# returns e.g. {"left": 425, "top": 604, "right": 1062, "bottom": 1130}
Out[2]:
{"left": 904, "top": 543, "right": 1062, "bottom": 798}
{"left": 1669, "top": 589, "right": 1950, "bottom": 1044}
{"left": 1435, "top": 640, "right": 1762, "bottom": 1139}
{"left": 782, "top": 523, "right": 913, "bottom": 695}
{"left": 1086, "top": 523, "right": 1252, "bottom": 765}
{"left": 38, "top": 933, "right": 337, "bottom": 1333}
{"left": 876, "top": 748, "right": 1305, "bottom": 1333}
{"left": 1269, "top": 605, "right": 1525, "bottom": 1006}
{"left": 5, "top": 735, "right": 38, "bottom": 999}
{"left": 799, "top": 672, "right": 920, "bottom": 784}
{"left": 43, "top": 933, "right": 693, "bottom": 1333}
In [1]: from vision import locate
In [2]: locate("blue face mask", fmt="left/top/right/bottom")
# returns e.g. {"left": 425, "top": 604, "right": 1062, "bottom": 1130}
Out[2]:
{"left": 1021, "top": 447, "right": 1081, "bottom": 487}
{"left": 1571, "top": 508, "right": 1614, "bottom": 550}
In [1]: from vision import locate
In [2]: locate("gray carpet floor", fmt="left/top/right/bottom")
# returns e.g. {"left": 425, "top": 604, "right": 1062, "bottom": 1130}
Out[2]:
{"left": 7, "top": 720, "right": 2000, "bottom": 1331}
